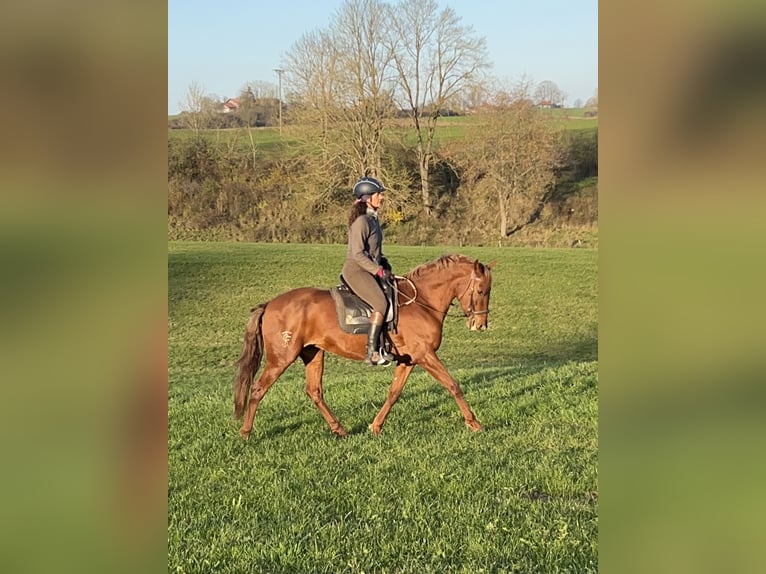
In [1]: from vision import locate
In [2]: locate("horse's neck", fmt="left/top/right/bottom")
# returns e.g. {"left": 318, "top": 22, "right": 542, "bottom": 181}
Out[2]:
{"left": 411, "top": 263, "right": 467, "bottom": 315}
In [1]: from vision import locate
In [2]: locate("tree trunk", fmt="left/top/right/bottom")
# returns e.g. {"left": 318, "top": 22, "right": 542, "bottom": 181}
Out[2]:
{"left": 419, "top": 159, "right": 432, "bottom": 215}
{"left": 498, "top": 189, "right": 507, "bottom": 238}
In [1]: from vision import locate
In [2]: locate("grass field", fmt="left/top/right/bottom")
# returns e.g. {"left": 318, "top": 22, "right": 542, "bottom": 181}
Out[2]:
{"left": 168, "top": 242, "right": 598, "bottom": 573}
{"left": 167, "top": 109, "right": 597, "bottom": 155}
{"left": 167, "top": 126, "right": 292, "bottom": 158}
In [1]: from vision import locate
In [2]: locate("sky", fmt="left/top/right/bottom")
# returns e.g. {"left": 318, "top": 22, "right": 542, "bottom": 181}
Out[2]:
{"left": 168, "top": 0, "right": 597, "bottom": 115}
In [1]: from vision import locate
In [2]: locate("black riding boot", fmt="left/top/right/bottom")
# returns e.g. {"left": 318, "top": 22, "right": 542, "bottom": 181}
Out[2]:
{"left": 365, "top": 312, "right": 390, "bottom": 366}
{"left": 378, "top": 328, "right": 395, "bottom": 362}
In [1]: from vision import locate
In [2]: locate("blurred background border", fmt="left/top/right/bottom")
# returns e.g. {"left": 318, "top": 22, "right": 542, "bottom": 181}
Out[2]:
{"left": 1, "top": 1, "right": 764, "bottom": 572}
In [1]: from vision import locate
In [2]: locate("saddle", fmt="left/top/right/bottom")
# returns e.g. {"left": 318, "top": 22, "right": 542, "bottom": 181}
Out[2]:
{"left": 329, "top": 276, "right": 399, "bottom": 335}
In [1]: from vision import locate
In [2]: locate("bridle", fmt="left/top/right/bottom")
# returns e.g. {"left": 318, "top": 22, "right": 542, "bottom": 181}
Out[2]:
{"left": 456, "top": 270, "right": 490, "bottom": 319}
{"left": 395, "top": 271, "right": 490, "bottom": 319}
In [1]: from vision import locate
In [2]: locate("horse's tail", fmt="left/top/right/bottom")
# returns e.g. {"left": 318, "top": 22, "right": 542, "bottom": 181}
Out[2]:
{"left": 233, "top": 304, "right": 267, "bottom": 419}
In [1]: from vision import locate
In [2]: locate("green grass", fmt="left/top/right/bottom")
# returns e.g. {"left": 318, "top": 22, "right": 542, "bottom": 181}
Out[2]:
{"left": 167, "top": 110, "right": 597, "bottom": 156}
{"left": 556, "top": 117, "right": 598, "bottom": 130}
{"left": 169, "top": 242, "right": 598, "bottom": 573}
{"left": 168, "top": 127, "right": 294, "bottom": 157}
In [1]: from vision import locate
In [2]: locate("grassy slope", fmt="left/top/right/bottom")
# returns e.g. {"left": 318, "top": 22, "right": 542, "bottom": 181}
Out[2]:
{"left": 168, "top": 242, "right": 598, "bottom": 573}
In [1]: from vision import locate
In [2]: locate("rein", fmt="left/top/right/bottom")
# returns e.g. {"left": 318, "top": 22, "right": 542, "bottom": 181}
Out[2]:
{"left": 394, "top": 272, "right": 489, "bottom": 319}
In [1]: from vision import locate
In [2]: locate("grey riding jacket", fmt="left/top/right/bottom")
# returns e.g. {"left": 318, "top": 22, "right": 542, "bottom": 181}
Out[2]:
{"left": 341, "top": 209, "right": 387, "bottom": 314}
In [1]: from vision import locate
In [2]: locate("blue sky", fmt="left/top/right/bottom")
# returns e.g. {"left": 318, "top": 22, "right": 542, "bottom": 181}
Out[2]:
{"left": 168, "top": 0, "right": 597, "bottom": 114}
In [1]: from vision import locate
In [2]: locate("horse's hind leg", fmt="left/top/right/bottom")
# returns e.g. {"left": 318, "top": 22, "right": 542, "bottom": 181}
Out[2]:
{"left": 370, "top": 363, "right": 414, "bottom": 435}
{"left": 239, "top": 360, "right": 291, "bottom": 440}
{"left": 301, "top": 346, "right": 347, "bottom": 437}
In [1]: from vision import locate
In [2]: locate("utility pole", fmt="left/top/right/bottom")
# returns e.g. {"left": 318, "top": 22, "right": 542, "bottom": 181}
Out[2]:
{"left": 273, "top": 68, "right": 284, "bottom": 136}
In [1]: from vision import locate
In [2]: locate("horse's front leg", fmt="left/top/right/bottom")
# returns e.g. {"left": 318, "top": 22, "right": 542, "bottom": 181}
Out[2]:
{"left": 419, "top": 351, "right": 482, "bottom": 432}
{"left": 301, "top": 346, "right": 347, "bottom": 437}
{"left": 370, "top": 363, "right": 414, "bottom": 435}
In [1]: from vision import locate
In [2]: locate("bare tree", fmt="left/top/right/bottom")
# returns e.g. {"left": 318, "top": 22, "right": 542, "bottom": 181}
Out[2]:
{"left": 241, "top": 80, "right": 278, "bottom": 100}
{"left": 284, "top": 28, "right": 350, "bottom": 197}
{"left": 179, "top": 82, "right": 216, "bottom": 133}
{"left": 534, "top": 80, "right": 566, "bottom": 107}
{"left": 446, "top": 81, "right": 564, "bottom": 238}
{"left": 388, "top": 0, "right": 490, "bottom": 215}
{"left": 332, "top": 0, "right": 397, "bottom": 178}
{"left": 585, "top": 87, "right": 598, "bottom": 109}
{"left": 235, "top": 81, "right": 281, "bottom": 128}
{"left": 284, "top": 0, "right": 396, "bottom": 184}
{"left": 284, "top": 30, "right": 339, "bottom": 142}
{"left": 458, "top": 82, "right": 492, "bottom": 112}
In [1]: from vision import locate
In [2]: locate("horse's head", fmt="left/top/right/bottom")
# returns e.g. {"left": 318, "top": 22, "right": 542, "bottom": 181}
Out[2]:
{"left": 457, "top": 259, "right": 495, "bottom": 331}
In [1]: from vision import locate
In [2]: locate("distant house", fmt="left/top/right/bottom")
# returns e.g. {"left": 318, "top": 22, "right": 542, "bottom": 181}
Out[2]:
{"left": 537, "top": 100, "right": 561, "bottom": 109}
{"left": 222, "top": 98, "right": 241, "bottom": 113}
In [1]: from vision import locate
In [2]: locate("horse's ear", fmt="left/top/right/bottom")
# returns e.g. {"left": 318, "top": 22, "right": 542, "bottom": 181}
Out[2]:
{"left": 474, "top": 259, "right": 496, "bottom": 275}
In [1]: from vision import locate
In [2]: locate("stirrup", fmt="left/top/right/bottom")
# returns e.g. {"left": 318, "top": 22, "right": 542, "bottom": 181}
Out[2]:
{"left": 378, "top": 346, "right": 394, "bottom": 362}
{"left": 365, "top": 350, "right": 391, "bottom": 367}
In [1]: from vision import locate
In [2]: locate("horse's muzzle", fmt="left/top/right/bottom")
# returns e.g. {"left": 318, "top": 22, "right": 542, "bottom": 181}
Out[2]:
{"left": 466, "top": 314, "right": 488, "bottom": 331}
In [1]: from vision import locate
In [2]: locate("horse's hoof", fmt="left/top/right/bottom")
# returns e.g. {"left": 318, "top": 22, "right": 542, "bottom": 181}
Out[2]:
{"left": 332, "top": 428, "right": 348, "bottom": 438}
{"left": 467, "top": 421, "right": 483, "bottom": 432}
{"left": 369, "top": 424, "right": 382, "bottom": 436}
{"left": 239, "top": 429, "right": 251, "bottom": 440}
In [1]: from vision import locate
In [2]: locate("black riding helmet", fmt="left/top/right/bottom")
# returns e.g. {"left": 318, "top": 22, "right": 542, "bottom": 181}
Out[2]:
{"left": 353, "top": 177, "right": 385, "bottom": 198}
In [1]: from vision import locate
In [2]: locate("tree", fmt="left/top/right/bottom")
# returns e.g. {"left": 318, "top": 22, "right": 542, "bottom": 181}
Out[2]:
{"left": 387, "top": 0, "right": 490, "bottom": 215}
{"left": 534, "top": 80, "right": 566, "bottom": 107}
{"left": 179, "top": 82, "right": 217, "bottom": 133}
{"left": 585, "top": 87, "right": 598, "bottom": 109}
{"left": 284, "top": 29, "right": 339, "bottom": 151}
{"left": 574, "top": 97, "right": 583, "bottom": 109}
{"left": 332, "top": 0, "right": 397, "bottom": 178}
{"left": 235, "top": 83, "right": 280, "bottom": 128}
{"left": 446, "top": 81, "right": 564, "bottom": 238}
{"left": 284, "top": 28, "right": 349, "bottom": 198}
{"left": 241, "top": 80, "right": 278, "bottom": 100}
{"left": 283, "top": 0, "right": 398, "bottom": 197}
{"left": 282, "top": 0, "right": 490, "bottom": 217}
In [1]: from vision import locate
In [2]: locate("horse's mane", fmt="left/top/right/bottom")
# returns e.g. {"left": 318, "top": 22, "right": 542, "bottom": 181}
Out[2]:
{"left": 405, "top": 254, "right": 475, "bottom": 280}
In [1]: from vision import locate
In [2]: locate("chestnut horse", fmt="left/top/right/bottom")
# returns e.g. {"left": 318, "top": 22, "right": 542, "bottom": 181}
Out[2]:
{"left": 234, "top": 254, "right": 495, "bottom": 437}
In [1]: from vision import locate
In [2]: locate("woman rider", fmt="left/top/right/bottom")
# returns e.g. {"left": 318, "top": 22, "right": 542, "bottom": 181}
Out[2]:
{"left": 341, "top": 177, "right": 396, "bottom": 366}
